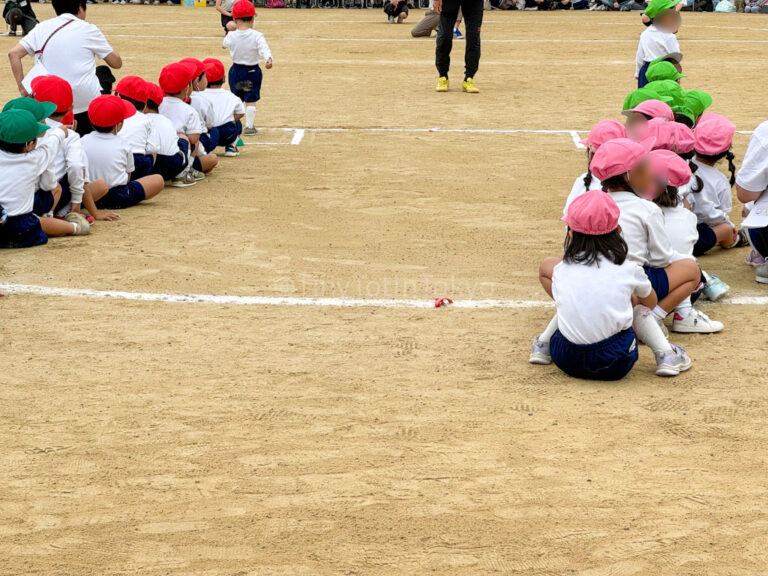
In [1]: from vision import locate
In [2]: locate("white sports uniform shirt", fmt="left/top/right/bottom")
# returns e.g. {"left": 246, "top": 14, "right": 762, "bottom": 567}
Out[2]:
{"left": 563, "top": 172, "right": 603, "bottom": 216}
{"left": 203, "top": 88, "right": 246, "bottom": 127}
{"left": 119, "top": 111, "right": 162, "bottom": 156}
{"left": 609, "top": 190, "right": 677, "bottom": 268}
{"left": 159, "top": 96, "right": 205, "bottom": 136}
{"left": 662, "top": 203, "right": 698, "bottom": 256}
{"left": 20, "top": 14, "right": 115, "bottom": 114}
{"left": 146, "top": 112, "right": 181, "bottom": 156}
{"left": 687, "top": 159, "right": 733, "bottom": 226}
{"left": 81, "top": 132, "right": 134, "bottom": 189}
{"left": 223, "top": 28, "right": 272, "bottom": 66}
{"left": 37, "top": 118, "right": 87, "bottom": 206}
{"left": 634, "top": 25, "right": 680, "bottom": 78}
{"left": 0, "top": 130, "right": 64, "bottom": 216}
{"left": 220, "top": 0, "right": 236, "bottom": 12}
{"left": 189, "top": 92, "right": 216, "bottom": 131}
{"left": 553, "top": 256, "right": 652, "bottom": 345}
{"left": 738, "top": 121, "right": 768, "bottom": 229}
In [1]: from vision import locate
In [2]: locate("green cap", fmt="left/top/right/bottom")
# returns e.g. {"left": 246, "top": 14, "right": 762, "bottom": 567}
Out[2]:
{"left": 645, "top": 61, "right": 686, "bottom": 83}
{"left": 0, "top": 109, "right": 51, "bottom": 144}
{"left": 651, "top": 52, "right": 683, "bottom": 66}
{"left": 644, "top": 0, "right": 680, "bottom": 19}
{"left": 683, "top": 90, "right": 712, "bottom": 118}
{"left": 623, "top": 87, "right": 672, "bottom": 111}
{"left": 645, "top": 79, "right": 685, "bottom": 108}
{"left": 672, "top": 105, "right": 696, "bottom": 127}
{"left": 2, "top": 97, "right": 57, "bottom": 122}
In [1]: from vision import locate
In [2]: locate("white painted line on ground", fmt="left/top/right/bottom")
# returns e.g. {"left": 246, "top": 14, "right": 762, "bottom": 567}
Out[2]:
{"left": 2, "top": 283, "right": 767, "bottom": 309}
{"left": 290, "top": 129, "right": 306, "bottom": 145}
{"left": 570, "top": 131, "right": 586, "bottom": 149}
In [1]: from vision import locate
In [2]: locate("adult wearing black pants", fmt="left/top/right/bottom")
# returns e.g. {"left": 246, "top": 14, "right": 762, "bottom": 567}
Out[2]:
{"left": 8, "top": 0, "right": 122, "bottom": 136}
{"left": 434, "top": 0, "right": 482, "bottom": 93}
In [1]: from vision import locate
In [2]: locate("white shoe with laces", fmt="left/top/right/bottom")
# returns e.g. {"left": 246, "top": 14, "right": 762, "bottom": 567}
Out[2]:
{"left": 655, "top": 344, "right": 692, "bottom": 377}
{"left": 528, "top": 338, "right": 552, "bottom": 365}
{"left": 672, "top": 309, "right": 724, "bottom": 334}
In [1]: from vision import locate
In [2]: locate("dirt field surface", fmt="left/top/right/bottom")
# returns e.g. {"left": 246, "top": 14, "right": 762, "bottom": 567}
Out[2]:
{"left": 2, "top": 6, "right": 768, "bottom": 575}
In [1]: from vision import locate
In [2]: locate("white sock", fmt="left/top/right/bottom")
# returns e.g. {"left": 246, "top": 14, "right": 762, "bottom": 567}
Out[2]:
{"left": 70, "top": 222, "right": 78, "bottom": 234}
{"left": 538, "top": 315, "right": 559, "bottom": 344}
{"left": 675, "top": 297, "right": 692, "bottom": 319}
{"left": 633, "top": 305, "right": 672, "bottom": 353}
{"left": 651, "top": 305, "right": 668, "bottom": 321}
{"left": 245, "top": 105, "right": 256, "bottom": 129}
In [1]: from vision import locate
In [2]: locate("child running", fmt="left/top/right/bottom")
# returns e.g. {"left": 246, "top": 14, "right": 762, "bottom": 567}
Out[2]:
{"left": 223, "top": 0, "right": 273, "bottom": 136}
{"left": 635, "top": 0, "right": 682, "bottom": 88}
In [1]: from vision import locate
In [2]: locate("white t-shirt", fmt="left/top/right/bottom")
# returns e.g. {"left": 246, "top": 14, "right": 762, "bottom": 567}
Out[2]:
{"left": 737, "top": 120, "right": 768, "bottom": 229}
{"left": 609, "top": 190, "right": 677, "bottom": 268}
{"left": 688, "top": 159, "right": 733, "bottom": 226}
{"left": 662, "top": 204, "right": 698, "bottom": 256}
{"left": 119, "top": 111, "right": 161, "bottom": 155}
{"left": 223, "top": 28, "right": 272, "bottom": 66}
{"left": 634, "top": 25, "right": 680, "bottom": 77}
{"left": 553, "top": 256, "right": 652, "bottom": 345}
{"left": 159, "top": 97, "right": 205, "bottom": 136}
{"left": 0, "top": 130, "right": 64, "bottom": 216}
{"left": 37, "top": 118, "right": 87, "bottom": 206}
{"left": 189, "top": 92, "right": 216, "bottom": 131}
{"left": 563, "top": 172, "right": 603, "bottom": 216}
{"left": 203, "top": 88, "right": 246, "bottom": 127}
{"left": 146, "top": 113, "right": 181, "bottom": 156}
{"left": 81, "top": 132, "right": 134, "bottom": 188}
{"left": 20, "top": 14, "right": 115, "bottom": 114}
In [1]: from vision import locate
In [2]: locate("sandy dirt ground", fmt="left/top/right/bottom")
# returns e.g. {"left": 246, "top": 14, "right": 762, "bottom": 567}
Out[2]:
{"left": 1, "top": 6, "right": 768, "bottom": 575}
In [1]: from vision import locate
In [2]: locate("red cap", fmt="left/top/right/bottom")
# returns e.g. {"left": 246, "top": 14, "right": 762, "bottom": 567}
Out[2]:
{"left": 158, "top": 62, "right": 197, "bottom": 95}
{"left": 232, "top": 0, "right": 256, "bottom": 19}
{"left": 203, "top": 58, "right": 225, "bottom": 83}
{"left": 115, "top": 75, "right": 148, "bottom": 104}
{"left": 62, "top": 111, "right": 75, "bottom": 125}
{"left": 179, "top": 58, "right": 206, "bottom": 79}
{"left": 145, "top": 82, "right": 165, "bottom": 106}
{"left": 31, "top": 75, "right": 73, "bottom": 114}
{"left": 87, "top": 94, "right": 136, "bottom": 128}
{"left": 562, "top": 190, "right": 620, "bottom": 236}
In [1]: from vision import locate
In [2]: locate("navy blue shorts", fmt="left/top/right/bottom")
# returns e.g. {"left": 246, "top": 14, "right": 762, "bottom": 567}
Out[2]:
{"left": 132, "top": 153, "right": 155, "bottom": 180}
{"left": 229, "top": 63, "right": 262, "bottom": 103}
{"left": 153, "top": 139, "right": 189, "bottom": 181}
{"left": 33, "top": 189, "right": 54, "bottom": 216}
{"left": 96, "top": 181, "right": 146, "bottom": 210}
{"left": 213, "top": 120, "right": 242, "bottom": 148}
{"left": 748, "top": 227, "right": 768, "bottom": 258}
{"left": 550, "top": 328, "right": 638, "bottom": 381}
{"left": 693, "top": 223, "right": 718, "bottom": 256}
{"left": 644, "top": 266, "right": 670, "bottom": 301}
{"left": 638, "top": 61, "right": 650, "bottom": 88}
{"left": 199, "top": 127, "right": 220, "bottom": 153}
{"left": 0, "top": 212, "right": 48, "bottom": 249}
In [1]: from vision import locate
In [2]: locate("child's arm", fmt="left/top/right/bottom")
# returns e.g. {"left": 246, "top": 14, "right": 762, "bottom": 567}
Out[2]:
{"left": 645, "top": 209, "right": 678, "bottom": 267}
{"left": 216, "top": 0, "right": 231, "bottom": 15}
{"left": 31, "top": 128, "right": 67, "bottom": 174}
{"left": 258, "top": 34, "right": 273, "bottom": 68}
{"left": 65, "top": 138, "right": 87, "bottom": 209}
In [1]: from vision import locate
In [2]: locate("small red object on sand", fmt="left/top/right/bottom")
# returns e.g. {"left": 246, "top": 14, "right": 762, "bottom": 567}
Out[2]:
{"left": 435, "top": 297, "right": 453, "bottom": 308}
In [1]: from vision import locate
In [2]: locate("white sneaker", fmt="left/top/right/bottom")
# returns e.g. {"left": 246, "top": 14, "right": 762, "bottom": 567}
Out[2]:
{"left": 191, "top": 169, "right": 206, "bottom": 181}
{"left": 672, "top": 309, "right": 724, "bottom": 334}
{"left": 170, "top": 173, "right": 196, "bottom": 188}
{"left": 655, "top": 344, "right": 692, "bottom": 377}
{"left": 528, "top": 337, "right": 551, "bottom": 365}
{"left": 388, "top": 15, "right": 395, "bottom": 22}
{"left": 65, "top": 212, "right": 90, "bottom": 236}
{"left": 702, "top": 272, "right": 729, "bottom": 302}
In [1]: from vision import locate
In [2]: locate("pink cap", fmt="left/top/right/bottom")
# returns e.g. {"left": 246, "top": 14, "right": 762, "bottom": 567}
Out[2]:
{"left": 562, "top": 190, "right": 620, "bottom": 235}
{"left": 649, "top": 149, "right": 692, "bottom": 188}
{"left": 694, "top": 113, "right": 736, "bottom": 156}
{"left": 639, "top": 117, "right": 676, "bottom": 151}
{"left": 671, "top": 122, "right": 695, "bottom": 154}
{"left": 580, "top": 120, "right": 627, "bottom": 152}
{"left": 590, "top": 137, "right": 654, "bottom": 182}
{"left": 622, "top": 99, "right": 674, "bottom": 122}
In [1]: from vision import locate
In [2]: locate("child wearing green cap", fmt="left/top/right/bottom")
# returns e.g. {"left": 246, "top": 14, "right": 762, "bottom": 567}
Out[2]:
{"left": 635, "top": 0, "right": 682, "bottom": 89}
{"left": 0, "top": 109, "right": 89, "bottom": 249}
{"left": 645, "top": 61, "right": 686, "bottom": 85}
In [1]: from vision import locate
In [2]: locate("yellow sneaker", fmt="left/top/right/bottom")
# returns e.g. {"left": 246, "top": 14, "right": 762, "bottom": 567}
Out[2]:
{"left": 435, "top": 77, "right": 449, "bottom": 92}
{"left": 462, "top": 77, "right": 479, "bottom": 94}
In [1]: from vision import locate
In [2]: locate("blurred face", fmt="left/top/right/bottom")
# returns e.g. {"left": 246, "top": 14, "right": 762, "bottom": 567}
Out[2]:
{"left": 656, "top": 10, "right": 680, "bottom": 33}
{"left": 628, "top": 158, "right": 655, "bottom": 198}
{"left": 625, "top": 112, "right": 649, "bottom": 140}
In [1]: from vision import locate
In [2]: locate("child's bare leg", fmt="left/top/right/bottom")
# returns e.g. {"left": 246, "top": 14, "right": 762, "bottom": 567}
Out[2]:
{"left": 539, "top": 257, "right": 561, "bottom": 299}
{"left": 713, "top": 222, "right": 738, "bottom": 248}
{"left": 40, "top": 217, "right": 76, "bottom": 237}
{"left": 658, "top": 259, "right": 700, "bottom": 313}
{"left": 83, "top": 180, "right": 120, "bottom": 221}
{"left": 197, "top": 154, "right": 218, "bottom": 173}
{"left": 51, "top": 184, "right": 62, "bottom": 209}
{"left": 136, "top": 175, "right": 165, "bottom": 201}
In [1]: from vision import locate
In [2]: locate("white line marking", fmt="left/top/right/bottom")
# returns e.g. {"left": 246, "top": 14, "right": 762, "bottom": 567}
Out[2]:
{"left": 290, "top": 129, "right": 306, "bottom": 145}
{"left": 570, "top": 131, "right": 585, "bottom": 149}
{"left": 2, "top": 283, "right": 767, "bottom": 309}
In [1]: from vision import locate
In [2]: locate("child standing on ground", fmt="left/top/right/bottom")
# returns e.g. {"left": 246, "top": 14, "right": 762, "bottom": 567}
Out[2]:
{"left": 223, "top": 0, "right": 273, "bottom": 137}
{"left": 635, "top": 0, "right": 682, "bottom": 89}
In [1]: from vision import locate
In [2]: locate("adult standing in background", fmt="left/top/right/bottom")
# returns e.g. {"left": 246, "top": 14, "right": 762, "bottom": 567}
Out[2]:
{"left": 7, "top": 0, "right": 122, "bottom": 136}
{"left": 434, "top": 0, "right": 482, "bottom": 93}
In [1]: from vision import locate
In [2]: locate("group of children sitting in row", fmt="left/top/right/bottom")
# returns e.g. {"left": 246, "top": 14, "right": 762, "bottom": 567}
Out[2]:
{"left": 528, "top": 27, "right": 762, "bottom": 381}
{"left": 0, "top": 0, "right": 270, "bottom": 249}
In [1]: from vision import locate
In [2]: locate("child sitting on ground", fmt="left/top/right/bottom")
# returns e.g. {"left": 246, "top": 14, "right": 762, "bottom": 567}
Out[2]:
{"left": 115, "top": 76, "right": 161, "bottom": 180}
{"left": 202, "top": 58, "right": 245, "bottom": 157}
{"left": 223, "top": 0, "right": 273, "bottom": 137}
{"left": 144, "top": 82, "right": 195, "bottom": 188}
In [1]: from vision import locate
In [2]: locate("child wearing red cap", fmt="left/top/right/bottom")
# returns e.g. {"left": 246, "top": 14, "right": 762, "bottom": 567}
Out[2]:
{"left": 688, "top": 113, "right": 744, "bottom": 256}
{"left": 223, "top": 0, "right": 273, "bottom": 137}
{"left": 143, "top": 82, "right": 194, "bottom": 187}
{"left": 202, "top": 58, "right": 245, "bottom": 155}
{"left": 158, "top": 62, "right": 218, "bottom": 179}
{"left": 81, "top": 95, "right": 164, "bottom": 209}
{"left": 115, "top": 75, "right": 161, "bottom": 181}
{"left": 182, "top": 59, "right": 220, "bottom": 157}
{"left": 530, "top": 190, "right": 657, "bottom": 381}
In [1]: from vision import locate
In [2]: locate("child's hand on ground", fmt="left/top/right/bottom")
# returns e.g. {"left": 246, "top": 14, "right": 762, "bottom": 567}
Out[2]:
{"left": 94, "top": 211, "right": 120, "bottom": 222}
{"left": 265, "top": 58, "right": 273, "bottom": 69}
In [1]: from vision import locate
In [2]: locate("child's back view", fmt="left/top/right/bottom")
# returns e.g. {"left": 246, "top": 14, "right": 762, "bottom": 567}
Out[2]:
{"left": 635, "top": 0, "right": 682, "bottom": 88}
